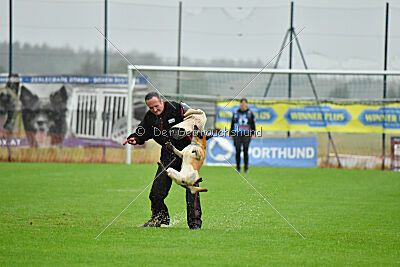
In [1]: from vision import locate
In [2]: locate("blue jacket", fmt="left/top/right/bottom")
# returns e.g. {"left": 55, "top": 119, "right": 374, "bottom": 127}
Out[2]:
{"left": 230, "top": 108, "right": 256, "bottom": 136}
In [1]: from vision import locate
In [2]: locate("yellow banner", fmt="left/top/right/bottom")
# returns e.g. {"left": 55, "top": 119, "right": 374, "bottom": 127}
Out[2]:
{"left": 217, "top": 100, "right": 400, "bottom": 133}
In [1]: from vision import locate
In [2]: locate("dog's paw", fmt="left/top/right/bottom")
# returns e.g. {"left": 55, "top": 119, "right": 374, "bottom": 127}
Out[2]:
{"left": 165, "top": 141, "right": 174, "bottom": 150}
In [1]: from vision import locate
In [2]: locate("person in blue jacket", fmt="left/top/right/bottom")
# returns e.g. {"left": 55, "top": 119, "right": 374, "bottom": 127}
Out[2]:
{"left": 230, "top": 98, "right": 256, "bottom": 173}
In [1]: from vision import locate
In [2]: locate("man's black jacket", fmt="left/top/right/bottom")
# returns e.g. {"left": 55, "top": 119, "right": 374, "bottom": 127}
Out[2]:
{"left": 127, "top": 101, "right": 191, "bottom": 161}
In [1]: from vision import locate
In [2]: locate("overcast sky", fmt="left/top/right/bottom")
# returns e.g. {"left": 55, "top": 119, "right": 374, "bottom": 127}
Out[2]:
{"left": 1, "top": 0, "right": 400, "bottom": 70}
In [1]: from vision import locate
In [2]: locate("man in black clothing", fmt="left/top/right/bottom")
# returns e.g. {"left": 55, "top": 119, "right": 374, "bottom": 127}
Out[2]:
{"left": 126, "top": 92, "right": 202, "bottom": 229}
{"left": 230, "top": 98, "right": 256, "bottom": 173}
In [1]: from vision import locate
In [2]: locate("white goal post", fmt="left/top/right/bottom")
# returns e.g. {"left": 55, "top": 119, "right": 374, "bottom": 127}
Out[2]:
{"left": 126, "top": 65, "right": 400, "bottom": 164}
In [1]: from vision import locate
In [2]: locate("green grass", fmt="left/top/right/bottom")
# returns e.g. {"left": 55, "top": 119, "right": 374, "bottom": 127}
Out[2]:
{"left": 0, "top": 163, "right": 399, "bottom": 266}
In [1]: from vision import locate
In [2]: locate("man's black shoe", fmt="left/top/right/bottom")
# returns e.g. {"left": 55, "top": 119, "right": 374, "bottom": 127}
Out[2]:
{"left": 160, "top": 216, "right": 170, "bottom": 225}
{"left": 190, "top": 226, "right": 201, "bottom": 230}
{"left": 139, "top": 215, "right": 169, "bottom": 228}
{"left": 139, "top": 217, "right": 161, "bottom": 228}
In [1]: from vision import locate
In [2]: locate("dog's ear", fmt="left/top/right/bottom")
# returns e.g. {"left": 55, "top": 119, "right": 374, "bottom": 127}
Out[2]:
{"left": 20, "top": 86, "right": 39, "bottom": 108}
{"left": 50, "top": 86, "right": 68, "bottom": 110}
{"left": 193, "top": 125, "right": 203, "bottom": 138}
{"left": 206, "top": 134, "right": 213, "bottom": 140}
{"left": 19, "top": 86, "right": 39, "bottom": 134}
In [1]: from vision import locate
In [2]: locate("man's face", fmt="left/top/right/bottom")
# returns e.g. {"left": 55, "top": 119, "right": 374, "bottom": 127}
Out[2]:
{"left": 240, "top": 101, "right": 247, "bottom": 111}
{"left": 146, "top": 97, "right": 164, "bottom": 116}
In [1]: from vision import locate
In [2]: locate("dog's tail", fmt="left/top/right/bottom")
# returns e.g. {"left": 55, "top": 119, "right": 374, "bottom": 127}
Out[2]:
{"left": 188, "top": 185, "right": 208, "bottom": 194}
{"left": 189, "top": 177, "right": 208, "bottom": 194}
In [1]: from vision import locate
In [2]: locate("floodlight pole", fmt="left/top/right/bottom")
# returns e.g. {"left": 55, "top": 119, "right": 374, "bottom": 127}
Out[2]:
{"left": 104, "top": 0, "right": 108, "bottom": 74}
{"left": 381, "top": 2, "right": 389, "bottom": 170}
{"left": 176, "top": 1, "right": 183, "bottom": 95}
{"left": 9, "top": 0, "right": 13, "bottom": 76}
{"left": 6, "top": 0, "right": 14, "bottom": 162}
{"left": 287, "top": 1, "right": 294, "bottom": 137}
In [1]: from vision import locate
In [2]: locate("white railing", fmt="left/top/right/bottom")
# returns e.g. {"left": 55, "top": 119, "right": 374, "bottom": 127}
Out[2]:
{"left": 129, "top": 65, "right": 400, "bottom": 75}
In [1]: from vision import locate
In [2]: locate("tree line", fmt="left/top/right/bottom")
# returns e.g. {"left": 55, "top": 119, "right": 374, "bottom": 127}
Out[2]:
{"left": 0, "top": 41, "right": 263, "bottom": 75}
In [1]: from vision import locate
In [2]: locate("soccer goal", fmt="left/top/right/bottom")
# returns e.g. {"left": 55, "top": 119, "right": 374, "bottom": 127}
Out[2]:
{"left": 126, "top": 65, "right": 400, "bottom": 169}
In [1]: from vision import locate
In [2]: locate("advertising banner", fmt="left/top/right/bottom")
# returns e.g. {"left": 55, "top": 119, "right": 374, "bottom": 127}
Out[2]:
{"left": 0, "top": 74, "right": 147, "bottom": 147}
{"left": 205, "top": 137, "right": 317, "bottom": 168}
{"left": 217, "top": 100, "right": 400, "bottom": 134}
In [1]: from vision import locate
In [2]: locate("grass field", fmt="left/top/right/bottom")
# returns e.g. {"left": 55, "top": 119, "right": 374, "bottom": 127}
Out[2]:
{"left": 0, "top": 163, "right": 399, "bottom": 265}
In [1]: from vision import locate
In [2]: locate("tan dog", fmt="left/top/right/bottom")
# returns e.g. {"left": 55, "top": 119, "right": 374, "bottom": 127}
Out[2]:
{"left": 158, "top": 128, "right": 212, "bottom": 194}
{"left": 169, "top": 109, "right": 207, "bottom": 140}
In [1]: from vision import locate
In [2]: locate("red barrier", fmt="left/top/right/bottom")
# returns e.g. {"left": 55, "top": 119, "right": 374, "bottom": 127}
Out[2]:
{"left": 0, "top": 130, "right": 395, "bottom": 169}
{"left": 0, "top": 130, "right": 161, "bottom": 164}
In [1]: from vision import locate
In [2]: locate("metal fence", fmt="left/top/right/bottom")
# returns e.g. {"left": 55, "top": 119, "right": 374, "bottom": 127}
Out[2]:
{"left": 2, "top": 2, "right": 400, "bottom": 75}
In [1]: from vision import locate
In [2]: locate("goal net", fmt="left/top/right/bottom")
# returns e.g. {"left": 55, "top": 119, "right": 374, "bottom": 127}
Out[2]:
{"left": 127, "top": 65, "right": 400, "bottom": 169}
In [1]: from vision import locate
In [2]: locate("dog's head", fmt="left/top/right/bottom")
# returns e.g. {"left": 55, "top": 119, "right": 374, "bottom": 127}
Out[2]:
{"left": 20, "top": 86, "right": 68, "bottom": 146}
{"left": 0, "top": 86, "right": 19, "bottom": 131}
{"left": 20, "top": 87, "right": 52, "bottom": 133}
{"left": 192, "top": 125, "right": 212, "bottom": 148}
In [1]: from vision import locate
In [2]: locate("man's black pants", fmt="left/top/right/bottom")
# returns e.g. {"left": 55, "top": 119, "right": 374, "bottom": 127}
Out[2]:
{"left": 149, "top": 154, "right": 202, "bottom": 229}
{"left": 234, "top": 135, "right": 251, "bottom": 171}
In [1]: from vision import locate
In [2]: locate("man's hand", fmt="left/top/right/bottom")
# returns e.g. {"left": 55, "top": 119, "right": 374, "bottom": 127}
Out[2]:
{"left": 230, "top": 136, "right": 233, "bottom": 140}
{"left": 165, "top": 141, "right": 174, "bottom": 151}
{"left": 123, "top": 137, "right": 137, "bottom": 145}
{"left": 251, "top": 135, "right": 255, "bottom": 140}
